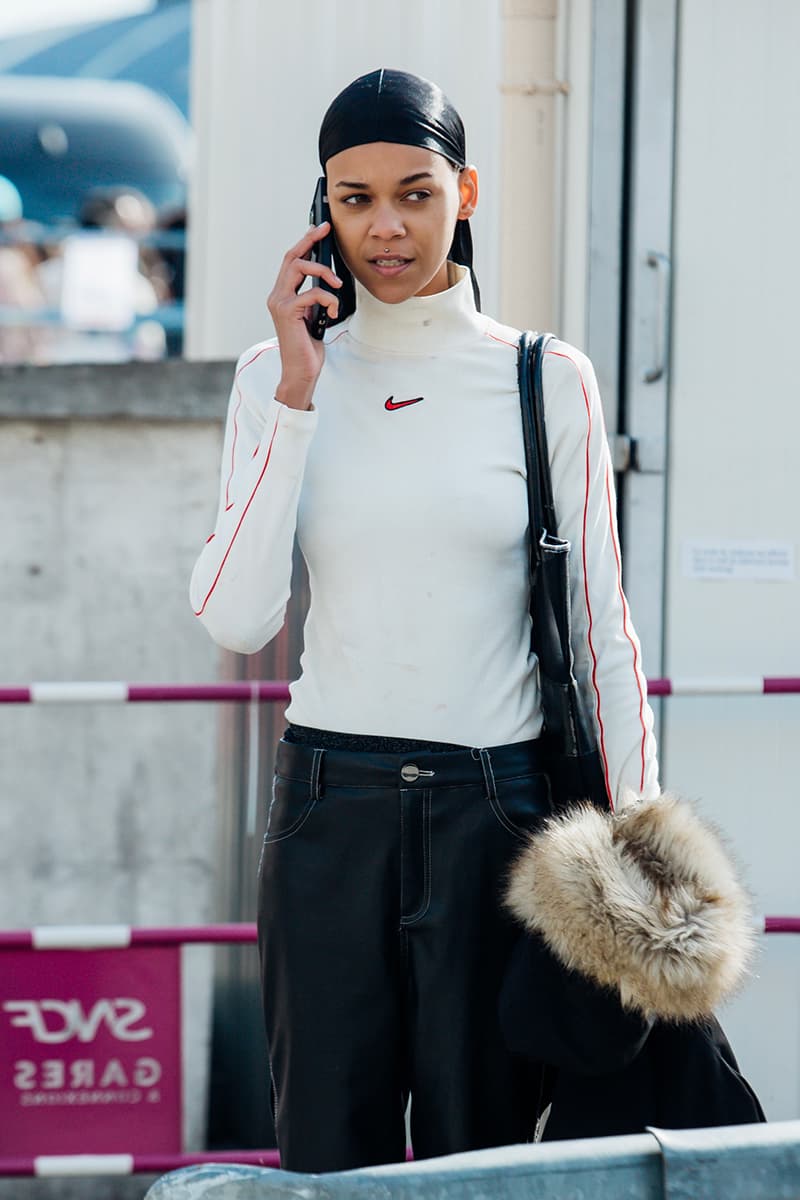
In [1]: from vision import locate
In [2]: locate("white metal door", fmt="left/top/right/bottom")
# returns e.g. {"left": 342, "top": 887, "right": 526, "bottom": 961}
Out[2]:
{"left": 618, "top": 0, "right": 678, "bottom": 681}
{"left": 618, "top": 0, "right": 800, "bottom": 1119}
{"left": 662, "top": 0, "right": 800, "bottom": 1120}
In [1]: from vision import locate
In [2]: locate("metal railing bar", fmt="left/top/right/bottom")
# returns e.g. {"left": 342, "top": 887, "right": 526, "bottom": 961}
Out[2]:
{"left": 0, "top": 1150, "right": 279, "bottom": 1178}
{"left": 1, "top": 919, "right": 796, "bottom": 951}
{"left": 0, "top": 923, "right": 258, "bottom": 950}
{"left": 1, "top": 678, "right": 800, "bottom": 704}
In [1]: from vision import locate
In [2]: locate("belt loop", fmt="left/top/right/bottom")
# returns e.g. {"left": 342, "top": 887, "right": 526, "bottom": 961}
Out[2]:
{"left": 477, "top": 747, "right": 497, "bottom": 803}
{"left": 310, "top": 747, "right": 325, "bottom": 802}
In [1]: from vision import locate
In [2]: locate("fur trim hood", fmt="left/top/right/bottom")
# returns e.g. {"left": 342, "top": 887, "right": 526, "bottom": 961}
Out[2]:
{"left": 504, "top": 794, "right": 755, "bottom": 1021}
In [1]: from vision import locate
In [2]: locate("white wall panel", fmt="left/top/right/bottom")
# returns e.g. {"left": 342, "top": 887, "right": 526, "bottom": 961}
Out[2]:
{"left": 187, "top": 0, "right": 504, "bottom": 358}
{"left": 665, "top": 0, "right": 800, "bottom": 1119}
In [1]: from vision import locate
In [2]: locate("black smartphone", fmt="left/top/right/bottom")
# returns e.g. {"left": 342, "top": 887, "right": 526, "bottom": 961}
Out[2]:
{"left": 305, "top": 176, "right": 334, "bottom": 340}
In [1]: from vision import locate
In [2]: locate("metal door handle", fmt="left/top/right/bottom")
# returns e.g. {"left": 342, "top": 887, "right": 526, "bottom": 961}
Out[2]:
{"left": 643, "top": 251, "right": 671, "bottom": 383}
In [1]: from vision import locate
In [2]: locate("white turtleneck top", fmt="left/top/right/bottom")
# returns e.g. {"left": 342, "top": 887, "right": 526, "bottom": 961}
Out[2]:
{"left": 190, "top": 266, "right": 658, "bottom": 807}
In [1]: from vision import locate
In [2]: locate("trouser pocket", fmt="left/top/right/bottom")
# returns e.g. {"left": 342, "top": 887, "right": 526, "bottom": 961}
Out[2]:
{"left": 262, "top": 773, "right": 318, "bottom": 845}
{"left": 477, "top": 746, "right": 552, "bottom": 839}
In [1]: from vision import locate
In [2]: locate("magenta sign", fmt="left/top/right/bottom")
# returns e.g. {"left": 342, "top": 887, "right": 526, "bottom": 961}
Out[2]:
{"left": 0, "top": 947, "right": 181, "bottom": 1155}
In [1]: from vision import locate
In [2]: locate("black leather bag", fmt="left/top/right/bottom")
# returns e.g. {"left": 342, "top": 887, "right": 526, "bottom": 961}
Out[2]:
{"left": 509, "top": 336, "right": 763, "bottom": 1139}
{"left": 517, "top": 330, "right": 610, "bottom": 811}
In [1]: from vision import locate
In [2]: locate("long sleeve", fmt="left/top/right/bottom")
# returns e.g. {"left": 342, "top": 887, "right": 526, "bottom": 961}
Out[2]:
{"left": 189, "top": 341, "right": 318, "bottom": 653}
{"left": 543, "top": 342, "right": 659, "bottom": 808}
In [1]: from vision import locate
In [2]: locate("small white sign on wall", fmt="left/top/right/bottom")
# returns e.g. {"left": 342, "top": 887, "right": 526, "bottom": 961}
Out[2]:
{"left": 682, "top": 539, "right": 795, "bottom": 582}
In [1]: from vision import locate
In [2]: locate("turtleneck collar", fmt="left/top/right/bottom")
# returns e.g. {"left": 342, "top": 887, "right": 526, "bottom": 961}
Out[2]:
{"left": 345, "top": 263, "right": 484, "bottom": 355}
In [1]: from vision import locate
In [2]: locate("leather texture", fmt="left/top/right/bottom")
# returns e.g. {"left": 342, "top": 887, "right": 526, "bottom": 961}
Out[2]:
{"left": 517, "top": 329, "right": 611, "bottom": 810}
{"left": 257, "top": 735, "right": 552, "bottom": 1173}
{"left": 499, "top": 929, "right": 765, "bottom": 1139}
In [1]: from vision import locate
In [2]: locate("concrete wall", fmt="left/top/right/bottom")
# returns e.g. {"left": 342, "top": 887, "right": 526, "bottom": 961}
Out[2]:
{"left": 0, "top": 361, "right": 232, "bottom": 1199}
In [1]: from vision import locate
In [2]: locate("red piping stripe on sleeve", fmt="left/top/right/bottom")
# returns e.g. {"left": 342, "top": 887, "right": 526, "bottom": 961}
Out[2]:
{"left": 548, "top": 350, "right": 613, "bottom": 808}
{"left": 225, "top": 345, "right": 278, "bottom": 510}
{"left": 603, "top": 465, "right": 648, "bottom": 793}
{"left": 194, "top": 411, "right": 281, "bottom": 617}
{"left": 486, "top": 331, "right": 519, "bottom": 350}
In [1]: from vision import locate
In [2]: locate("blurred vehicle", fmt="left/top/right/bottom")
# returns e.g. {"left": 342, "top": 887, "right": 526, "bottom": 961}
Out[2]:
{"left": 0, "top": 0, "right": 190, "bottom": 117}
{"left": 0, "top": 75, "right": 190, "bottom": 358}
{"left": 0, "top": 75, "right": 190, "bottom": 228}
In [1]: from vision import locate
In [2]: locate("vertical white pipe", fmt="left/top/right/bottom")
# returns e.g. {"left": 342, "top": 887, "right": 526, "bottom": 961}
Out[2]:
{"left": 499, "top": 0, "right": 560, "bottom": 331}
{"left": 557, "top": 0, "right": 593, "bottom": 349}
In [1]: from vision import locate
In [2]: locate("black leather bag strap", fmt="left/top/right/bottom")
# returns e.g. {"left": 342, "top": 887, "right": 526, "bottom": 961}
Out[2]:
{"left": 528, "top": 330, "right": 558, "bottom": 538}
{"left": 517, "top": 329, "right": 611, "bottom": 810}
{"left": 518, "top": 330, "right": 555, "bottom": 583}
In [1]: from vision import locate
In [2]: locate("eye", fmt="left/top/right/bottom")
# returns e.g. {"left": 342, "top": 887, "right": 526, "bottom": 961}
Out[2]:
{"left": 404, "top": 190, "right": 432, "bottom": 202}
{"left": 340, "top": 193, "right": 370, "bottom": 206}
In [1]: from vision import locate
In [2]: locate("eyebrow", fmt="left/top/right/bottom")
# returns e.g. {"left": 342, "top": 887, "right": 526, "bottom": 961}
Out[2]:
{"left": 333, "top": 171, "right": 435, "bottom": 189}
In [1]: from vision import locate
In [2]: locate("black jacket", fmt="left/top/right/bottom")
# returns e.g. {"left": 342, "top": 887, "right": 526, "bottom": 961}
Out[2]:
{"left": 499, "top": 932, "right": 766, "bottom": 1140}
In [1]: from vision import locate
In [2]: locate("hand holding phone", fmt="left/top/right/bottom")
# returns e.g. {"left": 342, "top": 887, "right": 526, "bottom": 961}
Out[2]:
{"left": 305, "top": 177, "right": 334, "bottom": 340}
{"left": 266, "top": 182, "right": 341, "bottom": 410}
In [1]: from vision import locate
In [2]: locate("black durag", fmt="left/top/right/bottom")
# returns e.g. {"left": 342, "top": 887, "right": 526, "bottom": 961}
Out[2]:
{"left": 318, "top": 68, "right": 480, "bottom": 321}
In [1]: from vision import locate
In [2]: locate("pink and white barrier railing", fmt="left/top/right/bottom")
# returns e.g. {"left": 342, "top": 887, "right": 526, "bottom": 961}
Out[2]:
{"left": 0, "top": 682, "right": 291, "bottom": 704}
{"left": 1, "top": 677, "right": 799, "bottom": 704}
{"left": 1, "top": 659, "right": 797, "bottom": 1181}
{"left": 0, "top": 919, "right": 798, "bottom": 951}
{"left": 0, "top": 1151, "right": 280, "bottom": 1179}
{"left": 0, "top": 923, "right": 258, "bottom": 950}
{"left": 1, "top": 918, "right": 798, "bottom": 1178}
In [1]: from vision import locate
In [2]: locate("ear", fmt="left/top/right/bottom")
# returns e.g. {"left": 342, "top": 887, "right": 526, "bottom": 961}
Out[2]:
{"left": 457, "top": 165, "right": 479, "bottom": 219}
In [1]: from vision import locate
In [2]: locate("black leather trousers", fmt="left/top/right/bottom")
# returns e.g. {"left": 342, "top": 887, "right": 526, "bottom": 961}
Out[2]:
{"left": 257, "top": 735, "right": 552, "bottom": 1173}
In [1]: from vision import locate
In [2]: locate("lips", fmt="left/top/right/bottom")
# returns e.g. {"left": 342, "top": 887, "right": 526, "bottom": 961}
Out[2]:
{"left": 369, "top": 256, "right": 413, "bottom": 278}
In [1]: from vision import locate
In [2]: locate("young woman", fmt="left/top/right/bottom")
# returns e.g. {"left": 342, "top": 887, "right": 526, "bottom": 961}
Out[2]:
{"left": 190, "top": 68, "right": 658, "bottom": 1173}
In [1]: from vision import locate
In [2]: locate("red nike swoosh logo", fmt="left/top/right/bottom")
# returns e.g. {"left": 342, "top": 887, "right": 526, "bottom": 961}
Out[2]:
{"left": 385, "top": 396, "right": 424, "bottom": 411}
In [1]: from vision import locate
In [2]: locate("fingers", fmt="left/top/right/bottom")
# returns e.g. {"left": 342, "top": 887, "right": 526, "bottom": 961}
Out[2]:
{"left": 267, "top": 228, "right": 339, "bottom": 399}
{"left": 283, "top": 222, "right": 338, "bottom": 271}
{"left": 299, "top": 285, "right": 340, "bottom": 319}
{"left": 303, "top": 285, "right": 341, "bottom": 320}
{"left": 268, "top": 224, "right": 344, "bottom": 335}
{"left": 269, "top": 284, "right": 340, "bottom": 324}
{"left": 276, "top": 228, "right": 342, "bottom": 295}
{"left": 284, "top": 220, "right": 330, "bottom": 259}
{"left": 292, "top": 259, "right": 343, "bottom": 291}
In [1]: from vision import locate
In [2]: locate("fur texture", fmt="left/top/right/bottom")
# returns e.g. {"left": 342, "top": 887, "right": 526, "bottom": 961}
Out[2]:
{"left": 504, "top": 794, "right": 755, "bottom": 1021}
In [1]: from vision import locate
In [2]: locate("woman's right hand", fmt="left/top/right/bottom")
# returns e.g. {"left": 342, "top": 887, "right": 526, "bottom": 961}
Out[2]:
{"left": 267, "top": 222, "right": 342, "bottom": 411}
